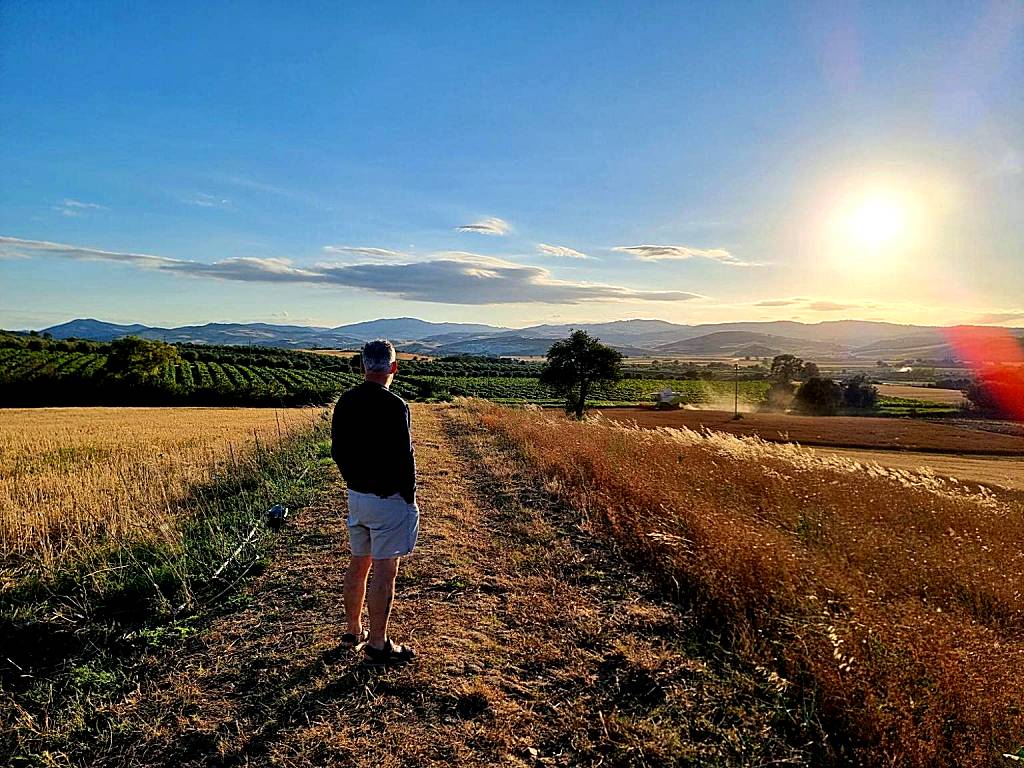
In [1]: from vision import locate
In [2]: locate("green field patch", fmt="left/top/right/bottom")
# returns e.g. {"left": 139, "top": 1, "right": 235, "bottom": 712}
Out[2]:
{"left": 404, "top": 376, "right": 770, "bottom": 406}
{"left": 875, "top": 396, "right": 961, "bottom": 417}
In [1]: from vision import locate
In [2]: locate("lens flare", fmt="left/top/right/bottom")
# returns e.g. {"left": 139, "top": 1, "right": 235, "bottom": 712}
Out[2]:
{"left": 946, "top": 326, "right": 1024, "bottom": 421}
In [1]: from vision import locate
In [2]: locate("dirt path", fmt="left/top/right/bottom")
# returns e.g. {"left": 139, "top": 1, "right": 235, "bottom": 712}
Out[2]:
{"left": 93, "top": 404, "right": 805, "bottom": 767}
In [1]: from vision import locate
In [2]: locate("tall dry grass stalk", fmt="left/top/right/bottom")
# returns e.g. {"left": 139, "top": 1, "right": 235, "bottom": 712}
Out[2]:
{"left": 460, "top": 400, "right": 1024, "bottom": 767}
{"left": 0, "top": 407, "right": 322, "bottom": 579}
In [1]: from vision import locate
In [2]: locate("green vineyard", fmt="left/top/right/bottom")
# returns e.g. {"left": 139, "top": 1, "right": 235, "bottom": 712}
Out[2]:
{"left": 0, "top": 341, "right": 768, "bottom": 408}
{"left": 0, "top": 348, "right": 359, "bottom": 407}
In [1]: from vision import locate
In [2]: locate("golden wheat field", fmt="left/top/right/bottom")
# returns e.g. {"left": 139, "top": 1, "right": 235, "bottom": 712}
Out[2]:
{"left": 0, "top": 407, "right": 322, "bottom": 577}
{"left": 464, "top": 401, "right": 1024, "bottom": 766}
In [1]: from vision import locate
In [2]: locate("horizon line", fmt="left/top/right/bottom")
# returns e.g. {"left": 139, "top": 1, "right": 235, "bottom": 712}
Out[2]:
{"left": 8, "top": 315, "right": 1024, "bottom": 334}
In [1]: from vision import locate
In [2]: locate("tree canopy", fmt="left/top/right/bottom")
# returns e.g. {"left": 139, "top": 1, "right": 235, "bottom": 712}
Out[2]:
{"left": 540, "top": 330, "right": 622, "bottom": 419}
{"left": 770, "top": 354, "right": 804, "bottom": 383}
{"left": 795, "top": 376, "right": 842, "bottom": 415}
{"left": 842, "top": 375, "right": 879, "bottom": 409}
{"left": 105, "top": 337, "right": 181, "bottom": 381}
{"left": 770, "top": 354, "right": 819, "bottom": 382}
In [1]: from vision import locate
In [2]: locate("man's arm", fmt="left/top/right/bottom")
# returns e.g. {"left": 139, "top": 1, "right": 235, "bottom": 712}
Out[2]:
{"left": 330, "top": 398, "right": 350, "bottom": 474}
{"left": 396, "top": 402, "right": 416, "bottom": 504}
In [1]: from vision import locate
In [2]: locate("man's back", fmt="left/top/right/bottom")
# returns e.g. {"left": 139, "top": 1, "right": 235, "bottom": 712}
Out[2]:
{"left": 334, "top": 339, "right": 419, "bottom": 667}
{"left": 331, "top": 381, "right": 416, "bottom": 503}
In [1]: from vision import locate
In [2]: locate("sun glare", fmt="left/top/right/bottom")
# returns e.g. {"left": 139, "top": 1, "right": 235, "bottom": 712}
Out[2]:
{"left": 823, "top": 181, "right": 927, "bottom": 269}
{"left": 845, "top": 194, "right": 909, "bottom": 250}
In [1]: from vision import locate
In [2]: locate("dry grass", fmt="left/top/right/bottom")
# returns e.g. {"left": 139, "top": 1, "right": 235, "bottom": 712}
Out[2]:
{"left": 72, "top": 404, "right": 809, "bottom": 767}
{"left": 465, "top": 400, "right": 1024, "bottom": 766}
{"left": 0, "top": 407, "right": 322, "bottom": 578}
{"left": 599, "top": 406, "right": 1024, "bottom": 454}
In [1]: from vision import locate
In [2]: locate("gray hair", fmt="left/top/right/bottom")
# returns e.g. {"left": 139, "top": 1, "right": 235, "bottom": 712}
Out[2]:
{"left": 362, "top": 339, "right": 396, "bottom": 374}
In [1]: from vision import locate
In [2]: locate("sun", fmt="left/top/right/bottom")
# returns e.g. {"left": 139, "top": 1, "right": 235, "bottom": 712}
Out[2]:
{"left": 825, "top": 183, "right": 923, "bottom": 264}
{"left": 845, "top": 194, "right": 909, "bottom": 250}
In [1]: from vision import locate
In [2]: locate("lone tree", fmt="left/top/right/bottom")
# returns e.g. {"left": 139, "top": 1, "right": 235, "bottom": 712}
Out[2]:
{"left": 766, "top": 354, "right": 823, "bottom": 410}
{"left": 767, "top": 354, "right": 799, "bottom": 408}
{"left": 770, "top": 354, "right": 804, "bottom": 383}
{"left": 541, "top": 329, "right": 622, "bottom": 419}
{"left": 105, "top": 336, "right": 180, "bottom": 382}
{"left": 770, "top": 354, "right": 819, "bottom": 382}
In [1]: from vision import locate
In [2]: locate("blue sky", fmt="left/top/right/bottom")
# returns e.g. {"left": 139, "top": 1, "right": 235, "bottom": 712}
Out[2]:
{"left": 1, "top": 1, "right": 1022, "bottom": 329}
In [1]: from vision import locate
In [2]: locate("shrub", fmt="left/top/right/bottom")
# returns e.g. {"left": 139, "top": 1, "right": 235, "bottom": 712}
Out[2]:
{"left": 841, "top": 375, "right": 879, "bottom": 409}
{"left": 795, "top": 376, "right": 841, "bottom": 415}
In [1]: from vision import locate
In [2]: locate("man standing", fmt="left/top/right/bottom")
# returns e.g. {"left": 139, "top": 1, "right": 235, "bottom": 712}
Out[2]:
{"left": 331, "top": 339, "right": 418, "bottom": 665}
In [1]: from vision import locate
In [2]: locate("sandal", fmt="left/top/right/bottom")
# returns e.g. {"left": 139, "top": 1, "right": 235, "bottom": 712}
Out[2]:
{"left": 363, "top": 638, "right": 417, "bottom": 666}
{"left": 340, "top": 629, "right": 369, "bottom": 649}
{"left": 325, "top": 630, "right": 368, "bottom": 662}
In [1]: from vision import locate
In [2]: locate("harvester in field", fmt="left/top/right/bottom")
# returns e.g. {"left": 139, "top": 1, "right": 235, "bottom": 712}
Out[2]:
{"left": 652, "top": 387, "right": 684, "bottom": 410}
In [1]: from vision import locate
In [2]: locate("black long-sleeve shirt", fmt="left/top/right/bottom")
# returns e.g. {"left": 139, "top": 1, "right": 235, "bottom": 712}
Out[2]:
{"left": 331, "top": 381, "right": 416, "bottom": 503}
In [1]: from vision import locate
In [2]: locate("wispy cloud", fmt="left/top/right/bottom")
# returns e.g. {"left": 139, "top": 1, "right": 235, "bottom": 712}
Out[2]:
{"left": 754, "top": 299, "right": 801, "bottom": 308}
{"left": 537, "top": 243, "right": 590, "bottom": 259}
{"left": 54, "top": 199, "right": 107, "bottom": 217}
{"left": 186, "top": 193, "right": 232, "bottom": 208}
{"left": 212, "top": 174, "right": 303, "bottom": 200}
{"left": 2, "top": 236, "right": 704, "bottom": 306}
{"left": 163, "top": 256, "right": 323, "bottom": 282}
{"left": 973, "top": 310, "right": 1024, "bottom": 325}
{"left": 993, "top": 147, "right": 1023, "bottom": 177}
{"left": 612, "top": 244, "right": 763, "bottom": 267}
{"left": 806, "top": 300, "right": 861, "bottom": 312}
{"left": 321, "top": 245, "right": 409, "bottom": 261}
{"left": 264, "top": 310, "right": 316, "bottom": 325}
{"left": 752, "top": 297, "right": 873, "bottom": 313}
{"left": 1, "top": 236, "right": 179, "bottom": 268}
{"left": 753, "top": 299, "right": 864, "bottom": 313}
{"left": 316, "top": 253, "right": 703, "bottom": 304}
{"left": 455, "top": 217, "right": 511, "bottom": 236}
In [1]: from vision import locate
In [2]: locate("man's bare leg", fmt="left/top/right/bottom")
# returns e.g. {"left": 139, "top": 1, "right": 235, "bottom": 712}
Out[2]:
{"left": 366, "top": 557, "right": 400, "bottom": 649}
{"left": 343, "top": 555, "right": 373, "bottom": 636}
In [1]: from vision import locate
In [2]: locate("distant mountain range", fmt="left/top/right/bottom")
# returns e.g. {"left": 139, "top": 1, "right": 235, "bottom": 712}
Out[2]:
{"left": 32, "top": 317, "right": 1024, "bottom": 362}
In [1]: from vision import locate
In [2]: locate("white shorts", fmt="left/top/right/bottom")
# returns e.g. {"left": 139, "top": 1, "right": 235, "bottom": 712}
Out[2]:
{"left": 346, "top": 490, "right": 419, "bottom": 560}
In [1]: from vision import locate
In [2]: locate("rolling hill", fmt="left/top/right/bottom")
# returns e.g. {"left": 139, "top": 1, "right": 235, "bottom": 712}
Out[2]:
{"left": 654, "top": 330, "right": 845, "bottom": 357}
{"left": 31, "top": 317, "right": 1024, "bottom": 361}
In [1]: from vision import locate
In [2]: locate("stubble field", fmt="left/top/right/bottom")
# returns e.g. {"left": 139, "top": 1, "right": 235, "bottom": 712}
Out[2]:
{"left": 598, "top": 406, "right": 1024, "bottom": 454}
{"left": 818, "top": 446, "right": 1024, "bottom": 491}
{"left": 874, "top": 384, "right": 966, "bottom": 403}
{"left": 0, "top": 407, "right": 322, "bottom": 578}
